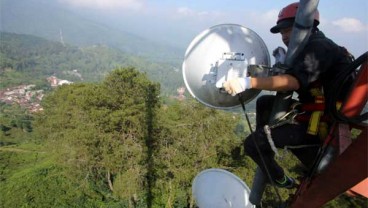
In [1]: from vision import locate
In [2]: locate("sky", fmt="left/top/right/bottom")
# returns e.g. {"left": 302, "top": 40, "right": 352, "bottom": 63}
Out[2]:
{"left": 59, "top": 0, "right": 367, "bottom": 57}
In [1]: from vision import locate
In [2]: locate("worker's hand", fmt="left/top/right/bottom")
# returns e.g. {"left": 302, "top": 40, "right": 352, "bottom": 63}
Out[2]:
{"left": 222, "top": 77, "right": 251, "bottom": 96}
{"left": 273, "top": 46, "right": 286, "bottom": 64}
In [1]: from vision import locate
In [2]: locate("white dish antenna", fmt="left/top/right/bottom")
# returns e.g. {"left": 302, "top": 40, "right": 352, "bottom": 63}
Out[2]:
{"left": 182, "top": 24, "right": 271, "bottom": 109}
{"left": 192, "top": 168, "right": 255, "bottom": 208}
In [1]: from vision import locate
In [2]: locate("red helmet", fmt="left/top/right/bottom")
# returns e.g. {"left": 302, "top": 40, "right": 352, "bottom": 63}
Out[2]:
{"left": 271, "top": 2, "right": 320, "bottom": 33}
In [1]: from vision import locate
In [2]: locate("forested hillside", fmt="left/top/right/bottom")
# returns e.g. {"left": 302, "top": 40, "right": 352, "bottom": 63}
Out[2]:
{"left": 0, "top": 32, "right": 183, "bottom": 95}
{"left": 0, "top": 68, "right": 254, "bottom": 207}
{"left": 1, "top": 68, "right": 366, "bottom": 207}
{"left": 1, "top": 33, "right": 366, "bottom": 207}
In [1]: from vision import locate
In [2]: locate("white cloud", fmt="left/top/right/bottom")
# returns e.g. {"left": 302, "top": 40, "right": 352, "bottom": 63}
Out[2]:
{"left": 177, "top": 7, "right": 194, "bottom": 16}
{"left": 236, "top": 9, "right": 279, "bottom": 31}
{"left": 176, "top": 7, "right": 221, "bottom": 18}
{"left": 260, "top": 10, "right": 279, "bottom": 24}
{"left": 332, "top": 18, "right": 367, "bottom": 32}
{"left": 60, "top": 0, "right": 144, "bottom": 10}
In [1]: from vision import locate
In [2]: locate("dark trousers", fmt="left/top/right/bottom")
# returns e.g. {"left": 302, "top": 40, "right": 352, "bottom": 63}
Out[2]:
{"left": 243, "top": 95, "right": 321, "bottom": 181}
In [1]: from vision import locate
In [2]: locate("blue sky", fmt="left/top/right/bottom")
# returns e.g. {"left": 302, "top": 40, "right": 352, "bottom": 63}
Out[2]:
{"left": 61, "top": 0, "right": 368, "bottom": 57}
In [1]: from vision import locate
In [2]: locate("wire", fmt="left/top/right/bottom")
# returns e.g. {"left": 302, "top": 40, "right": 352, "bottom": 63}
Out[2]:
{"left": 329, "top": 51, "right": 368, "bottom": 124}
{"left": 238, "top": 95, "right": 283, "bottom": 206}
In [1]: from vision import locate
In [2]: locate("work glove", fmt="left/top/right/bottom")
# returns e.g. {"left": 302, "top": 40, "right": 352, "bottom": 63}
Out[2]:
{"left": 273, "top": 46, "right": 286, "bottom": 64}
{"left": 222, "top": 77, "right": 251, "bottom": 96}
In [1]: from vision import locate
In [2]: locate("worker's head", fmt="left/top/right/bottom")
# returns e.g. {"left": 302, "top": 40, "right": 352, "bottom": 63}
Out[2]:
{"left": 270, "top": 2, "right": 320, "bottom": 46}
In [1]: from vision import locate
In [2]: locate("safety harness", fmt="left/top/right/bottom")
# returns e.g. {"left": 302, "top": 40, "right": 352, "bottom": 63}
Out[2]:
{"left": 295, "top": 81, "right": 342, "bottom": 140}
{"left": 263, "top": 81, "right": 341, "bottom": 157}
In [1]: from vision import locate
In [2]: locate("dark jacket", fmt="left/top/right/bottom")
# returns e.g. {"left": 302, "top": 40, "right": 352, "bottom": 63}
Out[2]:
{"left": 287, "top": 30, "right": 353, "bottom": 106}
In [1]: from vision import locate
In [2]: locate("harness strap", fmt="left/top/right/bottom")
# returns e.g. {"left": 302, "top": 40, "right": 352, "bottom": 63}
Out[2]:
{"left": 295, "top": 101, "right": 342, "bottom": 138}
{"left": 307, "top": 112, "right": 325, "bottom": 136}
{"left": 307, "top": 95, "right": 324, "bottom": 135}
{"left": 296, "top": 102, "right": 342, "bottom": 122}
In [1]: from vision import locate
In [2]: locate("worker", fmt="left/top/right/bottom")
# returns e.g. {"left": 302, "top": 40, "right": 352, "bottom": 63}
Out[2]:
{"left": 223, "top": 2, "right": 354, "bottom": 188}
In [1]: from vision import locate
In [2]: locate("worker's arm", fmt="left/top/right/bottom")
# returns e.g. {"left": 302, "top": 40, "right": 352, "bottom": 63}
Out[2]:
{"left": 251, "top": 74, "right": 300, "bottom": 91}
{"left": 223, "top": 74, "right": 300, "bottom": 96}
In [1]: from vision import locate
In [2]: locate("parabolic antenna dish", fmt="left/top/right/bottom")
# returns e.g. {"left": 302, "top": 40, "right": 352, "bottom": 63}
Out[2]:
{"left": 192, "top": 168, "right": 255, "bottom": 208}
{"left": 182, "top": 24, "right": 270, "bottom": 109}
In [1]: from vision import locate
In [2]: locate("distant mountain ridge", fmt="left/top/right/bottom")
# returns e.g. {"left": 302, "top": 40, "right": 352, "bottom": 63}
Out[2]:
{"left": 0, "top": 0, "right": 184, "bottom": 63}
{"left": 0, "top": 32, "right": 184, "bottom": 95}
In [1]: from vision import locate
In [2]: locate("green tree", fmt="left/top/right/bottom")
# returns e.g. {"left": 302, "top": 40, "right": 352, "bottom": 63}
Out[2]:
{"left": 152, "top": 100, "right": 249, "bottom": 207}
{"left": 34, "top": 67, "right": 160, "bottom": 207}
{"left": 0, "top": 103, "right": 33, "bottom": 141}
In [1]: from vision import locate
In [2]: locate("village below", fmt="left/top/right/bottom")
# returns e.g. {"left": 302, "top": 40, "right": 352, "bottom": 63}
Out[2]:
{"left": 0, "top": 74, "right": 187, "bottom": 114}
{"left": 0, "top": 75, "right": 74, "bottom": 113}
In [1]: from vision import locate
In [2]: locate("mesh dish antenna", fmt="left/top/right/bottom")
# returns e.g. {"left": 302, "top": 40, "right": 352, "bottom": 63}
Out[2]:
{"left": 192, "top": 168, "right": 255, "bottom": 208}
{"left": 182, "top": 24, "right": 270, "bottom": 109}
